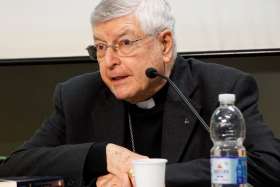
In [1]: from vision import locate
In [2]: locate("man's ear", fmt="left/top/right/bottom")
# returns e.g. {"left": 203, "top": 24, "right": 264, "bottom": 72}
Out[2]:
{"left": 159, "top": 29, "right": 173, "bottom": 63}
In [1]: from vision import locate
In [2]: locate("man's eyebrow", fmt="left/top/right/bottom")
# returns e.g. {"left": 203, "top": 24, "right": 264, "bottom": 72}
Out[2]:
{"left": 116, "top": 29, "right": 136, "bottom": 38}
{"left": 94, "top": 36, "right": 106, "bottom": 43}
{"left": 94, "top": 29, "right": 137, "bottom": 42}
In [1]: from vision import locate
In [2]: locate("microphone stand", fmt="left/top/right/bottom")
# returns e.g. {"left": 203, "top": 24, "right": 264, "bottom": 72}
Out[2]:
{"left": 146, "top": 68, "right": 210, "bottom": 132}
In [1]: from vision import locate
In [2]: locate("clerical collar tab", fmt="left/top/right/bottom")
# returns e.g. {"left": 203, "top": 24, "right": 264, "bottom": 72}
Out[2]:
{"left": 136, "top": 98, "right": 155, "bottom": 109}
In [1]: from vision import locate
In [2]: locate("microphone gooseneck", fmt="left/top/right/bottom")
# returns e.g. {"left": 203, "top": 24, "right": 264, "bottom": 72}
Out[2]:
{"left": 145, "top": 67, "right": 210, "bottom": 132}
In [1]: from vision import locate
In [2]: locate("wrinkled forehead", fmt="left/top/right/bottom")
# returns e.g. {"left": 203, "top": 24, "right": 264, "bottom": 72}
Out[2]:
{"left": 92, "top": 14, "right": 145, "bottom": 40}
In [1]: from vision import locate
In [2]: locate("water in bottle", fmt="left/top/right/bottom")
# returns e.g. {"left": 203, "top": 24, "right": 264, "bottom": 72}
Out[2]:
{"left": 210, "top": 94, "right": 247, "bottom": 187}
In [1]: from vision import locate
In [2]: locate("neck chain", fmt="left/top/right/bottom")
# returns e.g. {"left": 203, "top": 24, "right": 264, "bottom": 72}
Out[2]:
{"left": 128, "top": 112, "right": 136, "bottom": 152}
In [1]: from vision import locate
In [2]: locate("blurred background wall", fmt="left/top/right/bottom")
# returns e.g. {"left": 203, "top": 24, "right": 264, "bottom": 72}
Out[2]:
{"left": 0, "top": 0, "right": 280, "bottom": 59}
{"left": 0, "top": 0, "right": 279, "bottom": 156}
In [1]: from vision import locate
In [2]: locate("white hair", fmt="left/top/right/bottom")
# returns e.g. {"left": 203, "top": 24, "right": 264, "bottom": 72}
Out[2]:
{"left": 91, "top": 0, "right": 177, "bottom": 61}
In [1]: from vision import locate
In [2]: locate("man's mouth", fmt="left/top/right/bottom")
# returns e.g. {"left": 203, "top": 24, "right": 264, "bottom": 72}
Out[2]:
{"left": 111, "top": 76, "right": 129, "bottom": 81}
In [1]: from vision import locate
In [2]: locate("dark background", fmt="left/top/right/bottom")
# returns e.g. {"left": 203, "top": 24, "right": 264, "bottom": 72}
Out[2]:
{"left": 1, "top": 49, "right": 279, "bottom": 156}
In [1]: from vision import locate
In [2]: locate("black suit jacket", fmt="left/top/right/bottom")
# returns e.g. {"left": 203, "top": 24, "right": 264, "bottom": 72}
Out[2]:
{"left": 1, "top": 56, "right": 280, "bottom": 187}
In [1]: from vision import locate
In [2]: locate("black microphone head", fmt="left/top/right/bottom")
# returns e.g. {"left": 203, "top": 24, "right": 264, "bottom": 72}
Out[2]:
{"left": 145, "top": 68, "right": 158, "bottom": 79}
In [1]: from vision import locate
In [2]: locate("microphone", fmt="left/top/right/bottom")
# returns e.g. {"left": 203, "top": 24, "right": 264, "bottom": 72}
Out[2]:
{"left": 145, "top": 67, "right": 210, "bottom": 132}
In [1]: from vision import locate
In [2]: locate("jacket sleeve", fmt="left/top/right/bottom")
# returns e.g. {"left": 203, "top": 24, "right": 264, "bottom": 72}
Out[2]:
{"left": 0, "top": 83, "right": 94, "bottom": 187}
{"left": 165, "top": 74, "right": 280, "bottom": 187}
{"left": 234, "top": 74, "right": 280, "bottom": 186}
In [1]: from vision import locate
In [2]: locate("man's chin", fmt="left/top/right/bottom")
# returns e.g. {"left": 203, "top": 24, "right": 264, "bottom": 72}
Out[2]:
{"left": 112, "top": 90, "right": 140, "bottom": 103}
{"left": 112, "top": 90, "right": 131, "bottom": 101}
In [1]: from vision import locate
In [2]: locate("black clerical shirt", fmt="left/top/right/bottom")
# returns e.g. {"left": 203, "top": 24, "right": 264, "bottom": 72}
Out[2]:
{"left": 125, "top": 84, "right": 168, "bottom": 157}
{"left": 84, "top": 84, "right": 168, "bottom": 183}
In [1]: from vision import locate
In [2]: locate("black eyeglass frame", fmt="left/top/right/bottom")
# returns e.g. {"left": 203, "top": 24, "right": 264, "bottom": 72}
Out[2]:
{"left": 86, "top": 35, "right": 154, "bottom": 61}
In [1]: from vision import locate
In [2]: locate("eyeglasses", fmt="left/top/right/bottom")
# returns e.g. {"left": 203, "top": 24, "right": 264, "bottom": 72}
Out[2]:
{"left": 86, "top": 36, "right": 152, "bottom": 60}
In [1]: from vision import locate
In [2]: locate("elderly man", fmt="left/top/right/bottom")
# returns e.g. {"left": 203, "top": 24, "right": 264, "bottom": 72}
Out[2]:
{"left": 1, "top": 0, "right": 280, "bottom": 186}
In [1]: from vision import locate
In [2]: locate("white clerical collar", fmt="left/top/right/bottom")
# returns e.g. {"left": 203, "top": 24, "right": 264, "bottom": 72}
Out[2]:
{"left": 135, "top": 98, "right": 155, "bottom": 109}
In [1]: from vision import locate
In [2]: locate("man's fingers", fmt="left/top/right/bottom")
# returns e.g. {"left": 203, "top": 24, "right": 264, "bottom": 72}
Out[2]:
{"left": 119, "top": 173, "right": 133, "bottom": 187}
{"left": 96, "top": 174, "right": 114, "bottom": 187}
{"left": 96, "top": 173, "right": 132, "bottom": 187}
{"left": 127, "top": 168, "right": 137, "bottom": 187}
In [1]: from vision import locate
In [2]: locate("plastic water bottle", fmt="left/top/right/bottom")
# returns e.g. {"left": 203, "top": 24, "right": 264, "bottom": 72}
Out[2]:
{"left": 210, "top": 94, "right": 247, "bottom": 187}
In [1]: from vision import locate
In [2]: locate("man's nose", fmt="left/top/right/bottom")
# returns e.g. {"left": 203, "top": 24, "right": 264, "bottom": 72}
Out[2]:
{"left": 103, "top": 47, "right": 121, "bottom": 68}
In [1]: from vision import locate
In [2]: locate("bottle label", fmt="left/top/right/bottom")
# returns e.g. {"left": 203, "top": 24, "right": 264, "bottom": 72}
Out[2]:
{"left": 211, "top": 157, "right": 247, "bottom": 184}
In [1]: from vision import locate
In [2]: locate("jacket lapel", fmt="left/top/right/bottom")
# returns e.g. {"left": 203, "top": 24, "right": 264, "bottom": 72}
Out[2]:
{"left": 161, "top": 57, "right": 201, "bottom": 163}
{"left": 91, "top": 86, "right": 126, "bottom": 146}
{"left": 89, "top": 57, "right": 202, "bottom": 161}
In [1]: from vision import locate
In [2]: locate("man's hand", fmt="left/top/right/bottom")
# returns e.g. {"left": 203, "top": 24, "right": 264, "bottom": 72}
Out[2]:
{"left": 96, "top": 173, "right": 132, "bottom": 187}
{"left": 106, "top": 143, "right": 148, "bottom": 177}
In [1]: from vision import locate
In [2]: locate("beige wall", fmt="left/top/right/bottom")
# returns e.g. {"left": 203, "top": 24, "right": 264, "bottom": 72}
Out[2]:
{"left": 1, "top": 0, "right": 280, "bottom": 59}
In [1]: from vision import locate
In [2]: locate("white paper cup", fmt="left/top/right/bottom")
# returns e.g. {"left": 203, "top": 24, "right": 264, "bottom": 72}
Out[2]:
{"left": 133, "top": 158, "right": 168, "bottom": 187}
